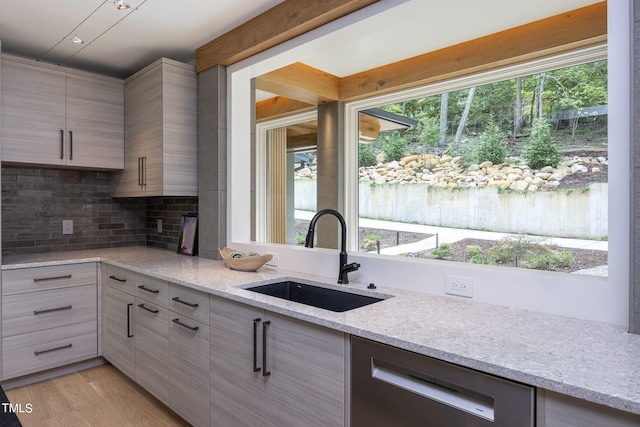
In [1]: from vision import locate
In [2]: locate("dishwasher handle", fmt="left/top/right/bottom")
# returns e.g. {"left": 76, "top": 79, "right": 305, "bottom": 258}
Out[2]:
{"left": 372, "top": 359, "right": 495, "bottom": 422}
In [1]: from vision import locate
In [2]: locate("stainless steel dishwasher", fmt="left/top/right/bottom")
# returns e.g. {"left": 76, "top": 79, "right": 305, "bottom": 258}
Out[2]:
{"left": 351, "top": 337, "right": 535, "bottom": 426}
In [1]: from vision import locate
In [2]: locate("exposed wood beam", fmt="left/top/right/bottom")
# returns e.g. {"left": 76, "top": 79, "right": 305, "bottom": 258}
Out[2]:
{"left": 340, "top": 2, "right": 607, "bottom": 101}
{"left": 256, "top": 96, "right": 315, "bottom": 121}
{"left": 196, "top": 0, "right": 379, "bottom": 73}
{"left": 256, "top": 62, "right": 340, "bottom": 105}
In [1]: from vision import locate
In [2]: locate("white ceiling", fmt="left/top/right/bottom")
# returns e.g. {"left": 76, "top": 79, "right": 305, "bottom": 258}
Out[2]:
{"left": 0, "top": 0, "right": 284, "bottom": 78}
{"left": 0, "top": 0, "right": 601, "bottom": 80}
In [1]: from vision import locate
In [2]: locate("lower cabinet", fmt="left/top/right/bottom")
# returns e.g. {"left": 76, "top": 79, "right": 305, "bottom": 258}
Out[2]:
{"left": 102, "top": 265, "right": 209, "bottom": 426}
{"left": 134, "top": 297, "right": 169, "bottom": 404}
{"left": 537, "top": 389, "right": 640, "bottom": 427}
{"left": 170, "top": 314, "right": 209, "bottom": 427}
{"left": 209, "top": 295, "right": 347, "bottom": 427}
{"left": 103, "top": 266, "right": 136, "bottom": 379}
{"left": 1, "top": 263, "right": 98, "bottom": 380}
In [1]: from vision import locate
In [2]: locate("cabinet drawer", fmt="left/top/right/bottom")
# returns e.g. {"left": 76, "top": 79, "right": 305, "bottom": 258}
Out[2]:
{"left": 135, "top": 299, "right": 169, "bottom": 404}
{"left": 3, "top": 321, "right": 97, "bottom": 379}
{"left": 136, "top": 274, "right": 169, "bottom": 308}
{"left": 169, "top": 284, "right": 209, "bottom": 325}
{"left": 105, "top": 264, "right": 135, "bottom": 294}
{"left": 2, "top": 263, "right": 96, "bottom": 295}
{"left": 170, "top": 317, "right": 209, "bottom": 427}
{"left": 2, "top": 284, "right": 96, "bottom": 337}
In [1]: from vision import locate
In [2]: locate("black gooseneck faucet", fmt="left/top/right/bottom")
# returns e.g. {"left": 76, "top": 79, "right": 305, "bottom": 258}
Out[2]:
{"left": 304, "top": 209, "right": 360, "bottom": 284}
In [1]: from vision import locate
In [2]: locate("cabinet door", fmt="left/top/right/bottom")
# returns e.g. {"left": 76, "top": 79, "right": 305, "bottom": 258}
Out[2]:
{"left": 135, "top": 298, "right": 169, "bottom": 405}
{"left": 170, "top": 315, "right": 209, "bottom": 427}
{"left": 265, "top": 312, "right": 346, "bottom": 427}
{"left": 210, "top": 296, "right": 266, "bottom": 427}
{"left": 66, "top": 73, "right": 124, "bottom": 169}
{"left": 1, "top": 58, "right": 66, "bottom": 165}
{"left": 114, "top": 63, "right": 163, "bottom": 196}
{"left": 103, "top": 286, "right": 135, "bottom": 379}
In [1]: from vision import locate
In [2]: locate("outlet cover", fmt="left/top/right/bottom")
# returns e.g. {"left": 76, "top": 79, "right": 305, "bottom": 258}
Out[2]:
{"left": 157, "top": 219, "right": 163, "bottom": 233}
{"left": 265, "top": 252, "right": 278, "bottom": 267}
{"left": 62, "top": 220, "right": 73, "bottom": 235}
{"left": 445, "top": 275, "right": 473, "bottom": 298}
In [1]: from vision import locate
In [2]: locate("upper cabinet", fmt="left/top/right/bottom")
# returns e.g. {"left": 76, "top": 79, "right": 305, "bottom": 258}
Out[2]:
{"left": 1, "top": 54, "right": 124, "bottom": 169}
{"left": 111, "top": 58, "right": 198, "bottom": 197}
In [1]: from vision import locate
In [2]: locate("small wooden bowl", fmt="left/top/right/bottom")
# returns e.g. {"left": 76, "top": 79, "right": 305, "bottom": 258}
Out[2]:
{"left": 218, "top": 248, "right": 273, "bottom": 272}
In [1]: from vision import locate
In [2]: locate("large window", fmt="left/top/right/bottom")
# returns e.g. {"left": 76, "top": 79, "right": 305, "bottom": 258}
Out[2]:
{"left": 344, "top": 48, "right": 608, "bottom": 277}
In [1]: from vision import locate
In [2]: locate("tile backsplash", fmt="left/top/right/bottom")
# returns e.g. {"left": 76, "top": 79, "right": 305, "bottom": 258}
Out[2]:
{"left": 1, "top": 167, "right": 198, "bottom": 256}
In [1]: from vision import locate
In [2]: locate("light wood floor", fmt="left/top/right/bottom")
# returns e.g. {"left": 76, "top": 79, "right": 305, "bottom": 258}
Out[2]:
{"left": 4, "top": 364, "right": 190, "bottom": 427}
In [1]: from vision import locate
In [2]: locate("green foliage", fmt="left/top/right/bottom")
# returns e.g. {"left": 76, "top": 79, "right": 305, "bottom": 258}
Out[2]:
{"left": 359, "top": 143, "right": 377, "bottom": 167}
{"left": 522, "top": 118, "right": 562, "bottom": 169}
{"left": 487, "top": 235, "right": 573, "bottom": 270}
{"left": 473, "top": 121, "right": 506, "bottom": 164}
{"left": 362, "top": 234, "right": 381, "bottom": 251}
{"left": 432, "top": 243, "right": 451, "bottom": 259}
{"left": 489, "top": 235, "right": 550, "bottom": 262}
{"left": 381, "top": 132, "right": 408, "bottom": 162}
{"left": 417, "top": 116, "right": 442, "bottom": 147}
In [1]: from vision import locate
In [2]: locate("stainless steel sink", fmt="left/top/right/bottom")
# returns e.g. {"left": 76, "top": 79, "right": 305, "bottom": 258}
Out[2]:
{"left": 245, "top": 280, "right": 386, "bottom": 312}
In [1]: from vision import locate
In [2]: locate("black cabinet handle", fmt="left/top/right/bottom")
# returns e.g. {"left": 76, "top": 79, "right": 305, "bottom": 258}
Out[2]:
{"left": 33, "top": 305, "right": 72, "bottom": 315}
{"left": 262, "top": 320, "right": 271, "bottom": 377}
{"left": 69, "top": 130, "right": 73, "bottom": 160}
{"left": 172, "top": 318, "right": 199, "bottom": 331}
{"left": 109, "top": 275, "right": 126, "bottom": 283}
{"left": 138, "top": 285, "right": 159, "bottom": 294}
{"left": 138, "top": 303, "right": 159, "bottom": 314}
{"left": 172, "top": 297, "right": 199, "bottom": 307}
{"left": 142, "top": 157, "right": 146, "bottom": 186}
{"left": 253, "top": 318, "right": 261, "bottom": 373}
{"left": 34, "top": 343, "right": 72, "bottom": 356}
{"left": 60, "top": 129, "right": 64, "bottom": 159}
{"left": 33, "top": 274, "right": 72, "bottom": 282}
{"left": 127, "top": 303, "right": 133, "bottom": 337}
{"left": 138, "top": 156, "right": 147, "bottom": 186}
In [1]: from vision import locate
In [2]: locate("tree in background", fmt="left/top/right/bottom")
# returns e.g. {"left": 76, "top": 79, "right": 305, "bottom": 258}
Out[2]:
{"left": 522, "top": 118, "right": 561, "bottom": 169}
{"left": 371, "top": 60, "right": 607, "bottom": 161}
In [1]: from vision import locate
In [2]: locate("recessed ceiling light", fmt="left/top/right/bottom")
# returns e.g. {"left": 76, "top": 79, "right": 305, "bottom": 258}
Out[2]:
{"left": 71, "top": 35, "right": 85, "bottom": 45}
{"left": 115, "top": 0, "right": 130, "bottom": 10}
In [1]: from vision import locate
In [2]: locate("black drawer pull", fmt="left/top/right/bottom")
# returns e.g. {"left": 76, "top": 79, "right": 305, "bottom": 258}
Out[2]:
{"left": 138, "top": 285, "right": 159, "bottom": 294}
{"left": 262, "top": 320, "right": 271, "bottom": 377}
{"left": 34, "top": 305, "right": 72, "bottom": 315}
{"left": 138, "top": 303, "right": 159, "bottom": 314}
{"left": 172, "top": 297, "right": 199, "bottom": 308}
{"left": 127, "top": 303, "right": 134, "bottom": 337}
{"left": 172, "top": 318, "right": 199, "bottom": 331}
{"left": 33, "top": 274, "right": 72, "bottom": 282}
{"left": 253, "top": 318, "right": 261, "bottom": 373}
{"left": 109, "top": 275, "right": 127, "bottom": 283}
{"left": 34, "top": 343, "right": 72, "bottom": 356}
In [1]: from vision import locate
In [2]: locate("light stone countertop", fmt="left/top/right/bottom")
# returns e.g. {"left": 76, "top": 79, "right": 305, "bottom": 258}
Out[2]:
{"left": 3, "top": 247, "right": 640, "bottom": 415}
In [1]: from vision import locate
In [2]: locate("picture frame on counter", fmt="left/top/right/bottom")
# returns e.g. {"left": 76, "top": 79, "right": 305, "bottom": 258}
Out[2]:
{"left": 177, "top": 214, "right": 198, "bottom": 256}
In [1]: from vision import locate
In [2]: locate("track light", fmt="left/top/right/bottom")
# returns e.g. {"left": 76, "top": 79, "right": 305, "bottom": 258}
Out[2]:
{"left": 115, "top": 0, "right": 130, "bottom": 10}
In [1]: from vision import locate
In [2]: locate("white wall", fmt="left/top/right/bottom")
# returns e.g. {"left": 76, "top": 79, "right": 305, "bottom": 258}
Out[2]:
{"left": 227, "top": 1, "right": 629, "bottom": 326}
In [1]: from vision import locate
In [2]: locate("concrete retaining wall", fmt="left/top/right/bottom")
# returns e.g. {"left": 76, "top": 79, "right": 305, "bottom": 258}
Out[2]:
{"left": 294, "top": 179, "right": 608, "bottom": 239}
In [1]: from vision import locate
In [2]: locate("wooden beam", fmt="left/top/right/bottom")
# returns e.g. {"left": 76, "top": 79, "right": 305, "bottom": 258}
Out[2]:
{"left": 340, "top": 2, "right": 607, "bottom": 101}
{"left": 256, "top": 62, "right": 340, "bottom": 105}
{"left": 256, "top": 96, "right": 315, "bottom": 121}
{"left": 196, "top": 0, "right": 379, "bottom": 73}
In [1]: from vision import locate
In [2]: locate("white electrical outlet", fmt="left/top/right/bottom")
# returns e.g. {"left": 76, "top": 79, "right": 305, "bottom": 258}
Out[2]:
{"left": 445, "top": 275, "right": 473, "bottom": 298}
{"left": 157, "top": 219, "right": 163, "bottom": 233}
{"left": 62, "top": 220, "right": 73, "bottom": 235}
{"left": 265, "top": 252, "right": 278, "bottom": 267}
